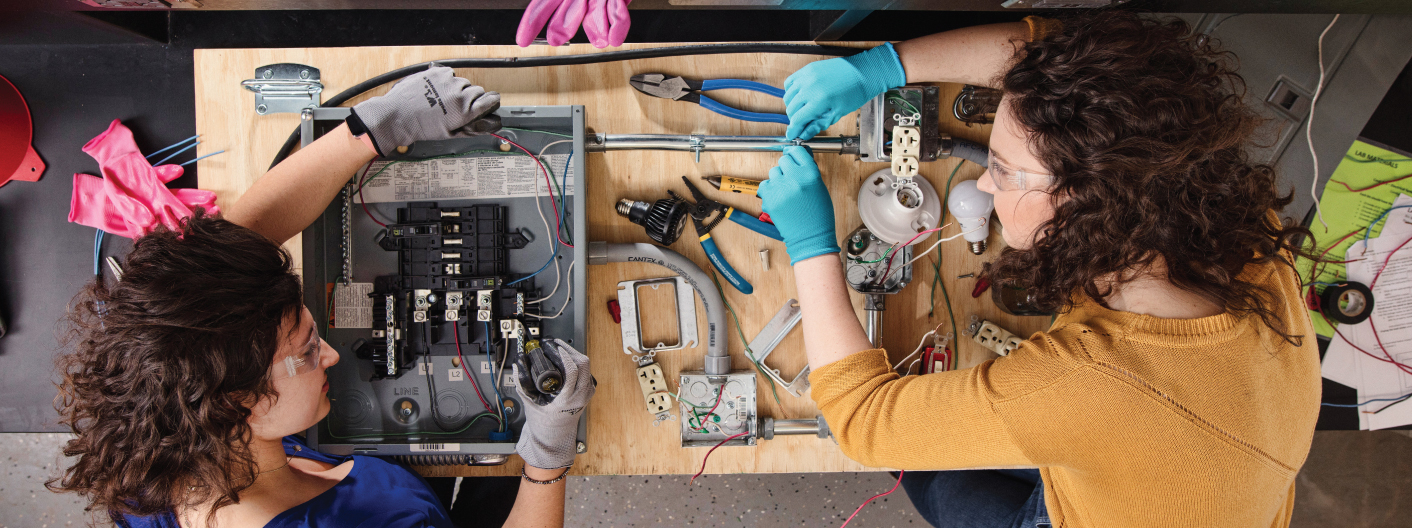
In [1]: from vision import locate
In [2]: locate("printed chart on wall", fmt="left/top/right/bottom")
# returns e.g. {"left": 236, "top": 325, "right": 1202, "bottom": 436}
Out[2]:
{"left": 357, "top": 153, "right": 573, "bottom": 203}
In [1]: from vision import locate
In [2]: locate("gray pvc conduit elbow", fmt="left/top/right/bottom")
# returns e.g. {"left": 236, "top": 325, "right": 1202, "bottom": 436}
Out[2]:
{"left": 587, "top": 242, "right": 730, "bottom": 376}
{"left": 948, "top": 138, "right": 989, "bottom": 168}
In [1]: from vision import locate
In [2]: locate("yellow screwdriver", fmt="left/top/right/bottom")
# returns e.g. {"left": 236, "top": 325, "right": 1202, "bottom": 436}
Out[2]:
{"left": 701, "top": 175, "right": 761, "bottom": 197}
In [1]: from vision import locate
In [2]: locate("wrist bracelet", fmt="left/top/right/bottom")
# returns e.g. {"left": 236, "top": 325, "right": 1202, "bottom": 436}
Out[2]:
{"left": 521, "top": 465, "right": 571, "bottom": 485}
{"left": 344, "top": 111, "right": 384, "bottom": 156}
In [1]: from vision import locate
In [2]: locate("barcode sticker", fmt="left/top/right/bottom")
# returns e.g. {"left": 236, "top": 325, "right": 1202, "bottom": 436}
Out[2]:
{"left": 410, "top": 443, "right": 461, "bottom": 452}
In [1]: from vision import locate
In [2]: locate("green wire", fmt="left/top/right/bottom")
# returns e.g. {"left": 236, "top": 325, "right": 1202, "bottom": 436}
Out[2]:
{"left": 325, "top": 412, "right": 502, "bottom": 440}
{"left": 669, "top": 389, "right": 718, "bottom": 433}
{"left": 885, "top": 90, "right": 920, "bottom": 116}
{"left": 927, "top": 161, "right": 965, "bottom": 359}
{"left": 850, "top": 244, "right": 898, "bottom": 264}
{"left": 707, "top": 269, "right": 784, "bottom": 407}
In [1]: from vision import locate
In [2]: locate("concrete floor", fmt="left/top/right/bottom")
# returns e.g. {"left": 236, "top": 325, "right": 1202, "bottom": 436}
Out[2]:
{"left": 7, "top": 431, "right": 1411, "bottom": 528}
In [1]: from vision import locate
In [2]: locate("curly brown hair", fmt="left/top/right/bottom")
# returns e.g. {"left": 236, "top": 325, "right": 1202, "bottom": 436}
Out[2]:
{"left": 48, "top": 210, "right": 304, "bottom": 521}
{"left": 986, "top": 11, "right": 1316, "bottom": 343}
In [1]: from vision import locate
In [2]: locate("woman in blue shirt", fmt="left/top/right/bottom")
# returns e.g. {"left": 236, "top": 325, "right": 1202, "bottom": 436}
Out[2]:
{"left": 49, "top": 68, "right": 593, "bottom": 528}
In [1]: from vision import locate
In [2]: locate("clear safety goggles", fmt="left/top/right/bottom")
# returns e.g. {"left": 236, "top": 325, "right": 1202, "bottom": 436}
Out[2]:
{"left": 986, "top": 148, "right": 1054, "bottom": 193}
{"left": 273, "top": 331, "right": 323, "bottom": 380}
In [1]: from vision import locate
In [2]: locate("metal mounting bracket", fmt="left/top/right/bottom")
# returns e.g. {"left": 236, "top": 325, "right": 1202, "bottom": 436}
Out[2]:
{"left": 617, "top": 277, "right": 699, "bottom": 363}
{"left": 747, "top": 299, "right": 811, "bottom": 397}
{"left": 242, "top": 63, "right": 323, "bottom": 115}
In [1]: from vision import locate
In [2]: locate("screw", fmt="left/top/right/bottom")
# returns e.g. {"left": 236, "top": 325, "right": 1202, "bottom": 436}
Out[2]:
{"left": 576, "top": 441, "right": 587, "bottom": 454}
{"left": 263, "top": 69, "right": 273, "bottom": 79}
{"left": 957, "top": 273, "right": 975, "bottom": 279}
{"left": 300, "top": 69, "right": 310, "bottom": 79}
{"left": 256, "top": 104, "right": 268, "bottom": 115}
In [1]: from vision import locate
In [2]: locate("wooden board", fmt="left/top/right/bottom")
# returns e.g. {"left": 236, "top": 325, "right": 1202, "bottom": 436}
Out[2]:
{"left": 194, "top": 43, "right": 1051, "bottom": 477}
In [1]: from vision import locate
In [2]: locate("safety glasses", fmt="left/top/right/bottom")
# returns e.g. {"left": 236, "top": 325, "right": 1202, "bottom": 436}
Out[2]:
{"left": 986, "top": 148, "right": 1053, "bottom": 193}
{"left": 273, "top": 330, "right": 323, "bottom": 381}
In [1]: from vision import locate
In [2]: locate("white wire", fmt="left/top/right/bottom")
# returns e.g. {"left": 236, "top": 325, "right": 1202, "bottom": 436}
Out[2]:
{"left": 529, "top": 140, "right": 575, "bottom": 304}
{"left": 1307, "top": 14, "right": 1340, "bottom": 231}
{"left": 893, "top": 330, "right": 937, "bottom": 370}
{"left": 898, "top": 224, "right": 987, "bottom": 271}
{"left": 905, "top": 357, "right": 923, "bottom": 376}
{"left": 526, "top": 260, "right": 575, "bottom": 320}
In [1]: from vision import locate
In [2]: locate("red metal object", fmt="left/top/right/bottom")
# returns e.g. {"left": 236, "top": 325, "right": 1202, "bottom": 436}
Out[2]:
{"left": 920, "top": 346, "right": 951, "bottom": 374}
{"left": 0, "top": 73, "right": 44, "bottom": 189}
{"left": 607, "top": 299, "right": 622, "bottom": 324}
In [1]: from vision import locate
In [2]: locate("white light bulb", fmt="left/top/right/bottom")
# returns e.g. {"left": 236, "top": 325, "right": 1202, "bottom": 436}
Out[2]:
{"left": 947, "top": 180, "right": 994, "bottom": 255}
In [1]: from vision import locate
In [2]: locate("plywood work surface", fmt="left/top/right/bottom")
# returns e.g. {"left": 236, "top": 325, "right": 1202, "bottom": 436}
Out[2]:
{"left": 194, "top": 43, "right": 1051, "bottom": 477}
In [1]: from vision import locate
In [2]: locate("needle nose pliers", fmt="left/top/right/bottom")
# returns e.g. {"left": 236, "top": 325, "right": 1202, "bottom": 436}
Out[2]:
{"left": 671, "top": 176, "right": 782, "bottom": 295}
{"left": 629, "top": 73, "right": 789, "bottom": 125}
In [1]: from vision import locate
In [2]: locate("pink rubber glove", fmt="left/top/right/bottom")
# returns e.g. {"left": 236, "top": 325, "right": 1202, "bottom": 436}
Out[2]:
{"left": 517, "top": 0, "right": 584, "bottom": 47}
{"left": 582, "top": 0, "right": 631, "bottom": 48}
{"left": 517, "top": 0, "right": 630, "bottom": 48}
{"left": 68, "top": 120, "right": 220, "bottom": 238}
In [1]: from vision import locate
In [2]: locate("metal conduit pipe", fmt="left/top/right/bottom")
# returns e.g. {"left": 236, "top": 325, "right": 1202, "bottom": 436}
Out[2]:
{"left": 587, "top": 242, "right": 730, "bottom": 377}
{"left": 760, "top": 416, "right": 831, "bottom": 440}
{"left": 586, "top": 134, "right": 860, "bottom": 160}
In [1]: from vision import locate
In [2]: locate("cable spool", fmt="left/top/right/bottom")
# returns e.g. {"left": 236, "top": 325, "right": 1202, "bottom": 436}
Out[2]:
{"left": 1320, "top": 281, "right": 1374, "bottom": 325}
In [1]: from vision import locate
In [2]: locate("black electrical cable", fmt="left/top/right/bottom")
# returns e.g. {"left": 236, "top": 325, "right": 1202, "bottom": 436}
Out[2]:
{"left": 267, "top": 43, "right": 863, "bottom": 170}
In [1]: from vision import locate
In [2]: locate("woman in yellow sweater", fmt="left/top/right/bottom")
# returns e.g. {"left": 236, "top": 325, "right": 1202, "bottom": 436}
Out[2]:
{"left": 759, "top": 11, "right": 1322, "bottom": 528}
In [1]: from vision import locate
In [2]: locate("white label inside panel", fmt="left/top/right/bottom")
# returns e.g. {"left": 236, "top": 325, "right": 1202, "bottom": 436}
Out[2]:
{"left": 360, "top": 154, "right": 575, "bottom": 203}
{"left": 410, "top": 443, "right": 461, "bottom": 452}
{"left": 333, "top": 282, "right": 374, "bottom": 329}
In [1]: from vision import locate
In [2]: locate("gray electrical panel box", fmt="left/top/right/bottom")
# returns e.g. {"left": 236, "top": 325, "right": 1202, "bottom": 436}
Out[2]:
{"left": 297, "top": 106, "right": 587, "bottom": 466}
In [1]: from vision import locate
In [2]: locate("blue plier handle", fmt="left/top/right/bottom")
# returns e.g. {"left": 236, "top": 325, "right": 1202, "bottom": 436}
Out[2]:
{"left": 630, "top": 74, "right": 789, "bottom": 125}
{"left": 672, "top": 177, "right": 783, "bottom": 295}
{"left": 726, "top": 207, "right": 782, "bottom": 241}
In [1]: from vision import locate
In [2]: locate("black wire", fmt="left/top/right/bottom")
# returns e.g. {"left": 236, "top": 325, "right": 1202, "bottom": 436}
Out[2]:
{"left": 424, "top": 324, "right": 454, "bottom": 431}
{"left": 1373, "top": 393, "right": 1412, "bottom": 414}
{"left": 267, "top": 43, "right": 863, "bottom": 170}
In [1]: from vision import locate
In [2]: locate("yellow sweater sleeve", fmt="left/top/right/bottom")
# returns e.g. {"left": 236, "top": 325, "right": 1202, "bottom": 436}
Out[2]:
{"left": 810, "top": 340, "right": 1082, "bottom": 470}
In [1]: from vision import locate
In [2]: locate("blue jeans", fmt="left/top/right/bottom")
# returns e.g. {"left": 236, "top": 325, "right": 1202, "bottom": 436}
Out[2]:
{"left": 900, "top": 469, "right": 1051, "bottom": 528}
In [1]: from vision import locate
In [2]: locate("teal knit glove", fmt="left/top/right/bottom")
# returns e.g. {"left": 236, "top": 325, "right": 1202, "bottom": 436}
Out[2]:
{"left": 783, "top": 42, "right": 907, "bottom": 141}
{"left": 759, "top": 146, "right": 839, "bottom": 265}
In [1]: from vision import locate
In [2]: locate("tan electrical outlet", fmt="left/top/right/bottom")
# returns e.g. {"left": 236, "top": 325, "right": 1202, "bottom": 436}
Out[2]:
{"left": 645, "top": 392, "right": 672, "bottom": 414}
{"left": 893, "top": 127, "right": 921, "bottom": 157}
{"left": 636, "top": 363, "right": 672, "bottom": 414}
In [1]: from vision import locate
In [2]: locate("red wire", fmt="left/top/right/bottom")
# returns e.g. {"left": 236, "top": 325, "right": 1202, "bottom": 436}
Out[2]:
{"left": 839, "top": 470, "right": 906, "bottom": 528}
{"left": 1315, "top": 306, "right": 1412, "bottom": 376}
{"left": 452, "top": 323, "right": 493, "bottom": 412}
{"left": 689, "top": 431, "right": 749, "bottom": 486}
{"left": 1330, "top": 172, "right": 1412, "bottom": 193}
{"left": 877, "top": 227, "right": 943, "bottom": 285}
{"left": 1365, "top": 234, "right": 1412, "bottom": 374}
{"left": 356, "top": 163, "right": 388, "bottom": 228}
{"left": 704, "top": 386, "right": 725, "bottom": 417}
{"left": 489, "top": 133, "right": 572, "bottom": 248}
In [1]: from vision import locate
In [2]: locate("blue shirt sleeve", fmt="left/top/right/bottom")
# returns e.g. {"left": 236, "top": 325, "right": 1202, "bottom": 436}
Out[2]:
{"left": 353, "top": 509, "right": 441, "bottom": 528}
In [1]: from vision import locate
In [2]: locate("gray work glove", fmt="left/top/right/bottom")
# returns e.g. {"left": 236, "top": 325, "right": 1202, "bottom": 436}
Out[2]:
{"left": 513, "top": 339, "right": 595, "bottom": 470}
{"left": 348, "top": 65, "right": 502, "bottom": 156}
